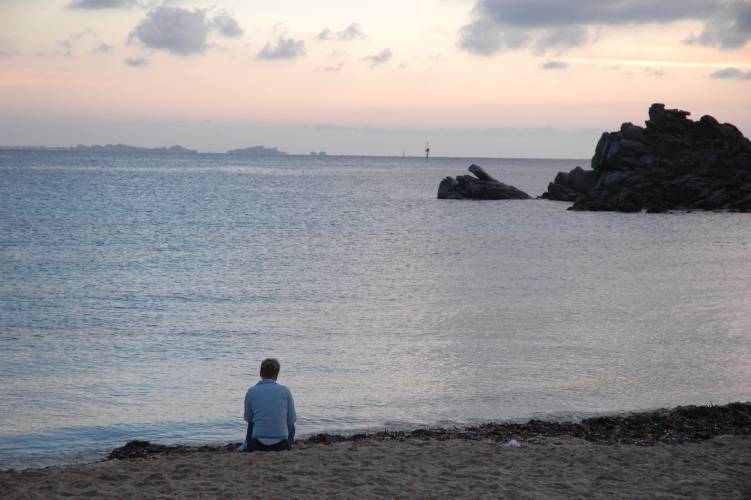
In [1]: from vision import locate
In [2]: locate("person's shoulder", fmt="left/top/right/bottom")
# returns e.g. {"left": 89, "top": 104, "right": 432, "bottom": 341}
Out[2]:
{"left": 276, "top": 383, "right": 293, "bottom": 394}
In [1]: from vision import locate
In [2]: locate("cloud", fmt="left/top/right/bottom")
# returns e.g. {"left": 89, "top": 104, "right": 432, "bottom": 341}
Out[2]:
{"left": 541, "top": 60, "right": 568, "bottom": 69}
{"left": 124, "top": 56, "right": 149, "bottom": 67}
{"left": 644, "top": 67, "right": 666, "bottom": 78}
{"left": 534, "top": 26, "right": 587, "bottom": 53}
{"left": 685, "top": 2, "right": 751, "bottom": 49}
{"left": 363, "top": 48, "right": 392, "bottom": 67}
{"left": 464, "top": 0, "right": 714, "bottom": 28}
{"left": 67, "top": 0, "right": 137, "bottom": 9}
{"left": 129, "top": 6, "right": 243, "bottom": 56}
{"left": 95, "top": 42, "right": 114, "bottom": 53}
{"left": 459, "top": 0, "right": 750, "bottom": 55}
{"left": 709, "top": 67, "right": 751, "bottom": 80}
{"left": 58, "top": 39, "right": 74, "bottom": 58}
{"left": 129, "top": 7, "right": 208, "bottom": 55}
{"left": 459, "top": 20, "right": 530, "bottom": 55}
{"left": 317, "top": 23, "right": 366, "bottom": 41}
{"left": 257, "top": 36, "right": 306, "bottom": 60}
{"left": 210, "top": 11, "right": 244, "bottom": 38}
{"left": 323, "top": 62, "right": 343, "bottom": 72}
{"left": 55, "top": 29, "right": 96, "bottom": 58}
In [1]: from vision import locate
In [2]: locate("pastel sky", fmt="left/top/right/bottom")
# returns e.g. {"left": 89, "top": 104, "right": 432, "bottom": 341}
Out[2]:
{"left": 1, "top": 0, "right": 750, "bottom": 156}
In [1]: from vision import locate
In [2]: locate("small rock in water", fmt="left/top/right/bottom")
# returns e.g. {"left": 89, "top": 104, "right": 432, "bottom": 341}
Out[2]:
{"left": 437, "top": 164, "right": 531, "bottom": 200}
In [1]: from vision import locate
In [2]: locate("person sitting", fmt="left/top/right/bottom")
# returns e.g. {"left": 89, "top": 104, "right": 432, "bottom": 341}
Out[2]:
{"left": 243, "top": 358, "right": 296, "bottom": 452}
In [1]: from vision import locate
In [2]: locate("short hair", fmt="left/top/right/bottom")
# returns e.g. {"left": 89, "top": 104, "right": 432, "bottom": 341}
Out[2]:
{"left": 260, "top": 358, "right": 280, "bottom": 378}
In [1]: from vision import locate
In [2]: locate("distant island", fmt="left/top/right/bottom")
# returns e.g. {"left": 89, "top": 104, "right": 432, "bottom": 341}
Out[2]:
{"left": 226, "top": 146, "right": 288, "bottom": 156}
{"left": 0, "top": 144, "right": 290, "bottom": 156}
{"left": 0, "top": 144, "right": 199, "bottom": 154}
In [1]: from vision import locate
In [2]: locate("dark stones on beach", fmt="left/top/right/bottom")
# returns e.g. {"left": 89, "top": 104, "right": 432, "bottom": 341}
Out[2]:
{"left": 438, "top": 164, "right": 531, "bottom": 200}
{"left": 541, "top": 103, "right": 751, "bottom": 212}
{"left": 106, "top": 402, "right": 751, "bottom": 461}
{"left": 107, "top": 440, "right": 239, "bottom": 460}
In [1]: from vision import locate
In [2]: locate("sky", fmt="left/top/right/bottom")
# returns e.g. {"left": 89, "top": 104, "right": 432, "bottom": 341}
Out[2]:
{"left": 1, "top": 0, "right": 750, "bottom": 157}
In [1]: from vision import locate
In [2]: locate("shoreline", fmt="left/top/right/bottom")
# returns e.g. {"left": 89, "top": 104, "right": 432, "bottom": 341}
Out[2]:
{"left": 107, "top": 401, "right": 751, "bottom": 462}
{"left": 2, "top": 402, "right": 749, "bottom": 498}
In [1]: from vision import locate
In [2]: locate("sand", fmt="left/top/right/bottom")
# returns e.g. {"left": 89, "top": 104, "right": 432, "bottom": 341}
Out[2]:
{"left": 2, "top": 435, "right": 750, "bottom": 499}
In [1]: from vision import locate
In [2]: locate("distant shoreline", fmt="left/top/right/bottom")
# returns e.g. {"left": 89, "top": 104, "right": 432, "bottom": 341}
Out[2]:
{"left": 0, "top": 144, "right": 289, "bottom": 156}
{"left": 0, "top": 146, "right": 589, "bottom": 162}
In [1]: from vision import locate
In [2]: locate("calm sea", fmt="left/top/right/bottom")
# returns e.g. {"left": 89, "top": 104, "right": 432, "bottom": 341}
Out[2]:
{"left": 1, "top": 150, "right": 750, "bottom": 469}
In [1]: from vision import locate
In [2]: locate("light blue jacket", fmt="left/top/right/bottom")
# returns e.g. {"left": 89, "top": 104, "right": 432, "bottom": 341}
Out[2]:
{"left": 244, "top": 379, "right": 296, "bottom": 441}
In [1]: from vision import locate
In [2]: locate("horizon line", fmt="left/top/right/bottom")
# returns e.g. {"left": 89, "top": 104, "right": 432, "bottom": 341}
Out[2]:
{"left": 0, "top": 145, "right": 590, "bottom": 162}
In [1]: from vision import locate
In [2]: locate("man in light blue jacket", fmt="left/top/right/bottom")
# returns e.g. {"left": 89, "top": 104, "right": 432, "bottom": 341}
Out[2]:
{"left": 243, "top": 358, "right": 297, "bottom": 451}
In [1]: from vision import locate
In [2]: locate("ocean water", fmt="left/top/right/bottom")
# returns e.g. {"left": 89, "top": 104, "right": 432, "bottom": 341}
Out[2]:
{"left": 1, "top": 150, "right": 750, "bottom": 469}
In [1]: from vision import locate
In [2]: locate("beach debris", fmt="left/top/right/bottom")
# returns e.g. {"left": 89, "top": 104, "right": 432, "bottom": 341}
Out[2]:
{"left": 108, "top": 440, "right": 240, "bottom": 460}
{"left": 437, "top": 164, "right": 531, "bottom": 200}
{"left": 541, "top": 103, "right": 751, "bottom": 212}
{"left": 105, "top": 402, "right": 751, "bottom": 461}
{"left": 504, "top": 439, "right": 522, "bottom": 448}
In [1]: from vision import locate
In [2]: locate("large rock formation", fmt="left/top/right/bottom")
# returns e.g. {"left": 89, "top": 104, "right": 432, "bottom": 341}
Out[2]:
{"left": 438, "top": 164, "right": 531, "bottom": 200}
{"left": 542, "top": 104, "right": 751, "bottom": 212}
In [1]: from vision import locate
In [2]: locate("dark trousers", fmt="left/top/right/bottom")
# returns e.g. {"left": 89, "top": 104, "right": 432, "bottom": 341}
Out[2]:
{"left": 247, "top": 438, "right": 290, "bottom": 452}
{"left": 245, "top": 422, "right": 293, "bottom": 452}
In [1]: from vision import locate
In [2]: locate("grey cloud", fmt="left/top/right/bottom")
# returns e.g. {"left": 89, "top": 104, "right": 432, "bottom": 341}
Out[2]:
{"left": 541, "top": 60, "right": 568, "bottom": 69}
{"left": 124, "top": 56, "right": 149, "bottom": 67}
{"left": 129, "top": 7, "right": 242, "bottom": 56}
{"left": 67, "top": 0, "right": 137, "bottom": 9}
{"left": 210, "top": 12, "right": 243, "bottom": 38}
{"left": 459, "top": 20, "right": 530, "bottom": 55}
{"left": 323, "top": 62, "right": 343, "bottom": 72}
{"left": 317, "top": 23, "right": 366, "bottom": 41}
{"left": 685, "top": 3, "right": 751, "bottom": 49}
{"left": 535, "top": 26, "right": 588, "bottom": 53}
{"left": 55, "top": 29, "right": 96, "bottom": 58}
{"left": 257, "top": 36, "right": 306, "bottom": 60}
{"left": 57, "top": 39, "right": 74, "bottom": 58}
{"left": 459, "top": 0, "right": 750, "bottom": 55}
{"left": 363, "top": 48, "right": 393, "bottom": 67}
{"left": 129, "top": 7, "right": 208, "bottom": 55}
{"left": 95, "top": 42, "right": 114, "bottom": 53}
{"left": 709, "top": 67, "right": 751, "bottom": 80}
{"left": 470, "top": 0, "right": 714, "bottom": 28}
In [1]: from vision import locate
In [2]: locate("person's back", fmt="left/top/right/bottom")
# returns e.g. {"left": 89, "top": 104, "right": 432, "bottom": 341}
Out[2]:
{"left": 243, "top": 358, "right": 296, "bottom": 451}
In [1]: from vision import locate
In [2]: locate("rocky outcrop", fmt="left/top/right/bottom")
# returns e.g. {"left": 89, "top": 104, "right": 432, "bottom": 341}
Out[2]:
{"left": 438, "top": 164, "right": 531, "bottom": 200}
{"left": 541, "top": 104, "right": 751, "bottom": 212}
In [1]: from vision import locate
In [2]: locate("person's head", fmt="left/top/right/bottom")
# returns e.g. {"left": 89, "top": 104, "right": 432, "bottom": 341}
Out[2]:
{"left": 259, "top": 358, "right": 280, "bottom": 380}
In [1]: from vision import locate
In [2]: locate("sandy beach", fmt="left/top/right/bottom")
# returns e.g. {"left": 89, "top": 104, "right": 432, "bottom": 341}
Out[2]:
{"left": 2, "top": 403, "right": 750, "bottom": 499}
{"left": 1, "top": 435, "right": 750, "bottom": 498}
